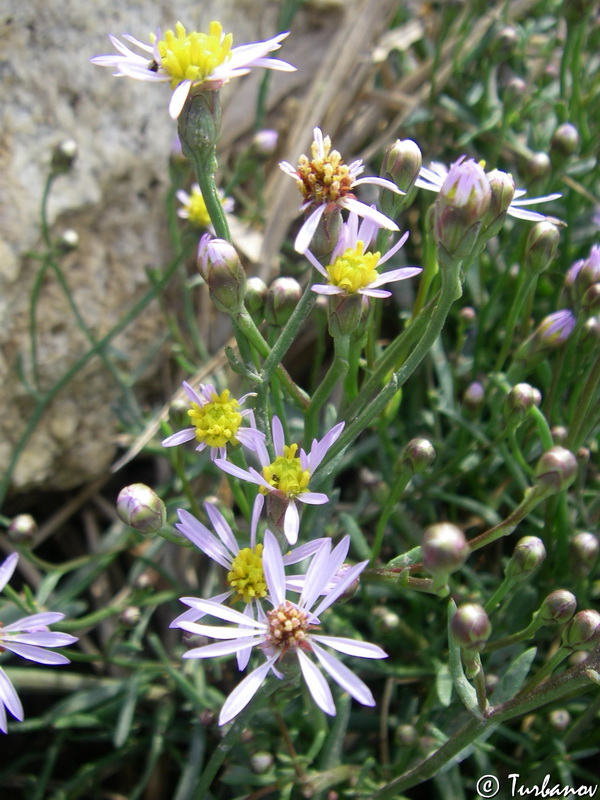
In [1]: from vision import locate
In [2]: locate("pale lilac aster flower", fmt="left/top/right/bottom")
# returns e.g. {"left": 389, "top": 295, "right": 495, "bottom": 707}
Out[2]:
{"left": 537, "top": 309, "right": 576, "bottom": 345}
{"left": 279, "top": 127, "right": 403, "bottom": 253}
{"left": 162, "top": 382, "right": 264, "bottom": 461}
{"left": 176, "top": 184, "right": 234, "bottom": 229}
{"left": 304, "top": 210, "right": 421, "bottom": 299}
{"left": 92, "top": 21, "right": 296, "bottom": 119}
{"left": 0, "top": 553, "right": 78, "bottom": 733}
{"left": 416, "top": 161, "right": 561, "bottom": 222}
{"left": 215, "top": 416, "right": 344, "bottom": 545}
{"left": 177, "top": 531, "right": 387, "bottom": 725}
{"left": 170, "top": 497, "right": 327, "bottom": 670}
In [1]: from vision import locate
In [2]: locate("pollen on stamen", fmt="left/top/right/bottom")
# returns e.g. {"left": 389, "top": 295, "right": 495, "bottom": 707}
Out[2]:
{"left": 227, "top": 544, "right": 267, "bottom": 604}
{"left": 187, "top": 390, "right": 243, "bottom": 448}
{"left": 266, "top": 601, "right": 310, "bottom": 650}
{"left": 261, "top": 444, "right": 311, "bottom": 498}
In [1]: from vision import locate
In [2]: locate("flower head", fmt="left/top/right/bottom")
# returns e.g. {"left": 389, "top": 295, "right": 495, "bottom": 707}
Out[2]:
{"left": 177, "top": 184, "right": 233, "bottom": 228}
{"left": 92, "top": 22, "right": 296, "bottom": 119}
{"left": 162, "top": 382, "right": 264, "bottom": 460}
{"left": 416, "top": 161, "right": 561, "bottom": 222}
{"left": 215, "top": 416, "right": 344, "bottom": 544}
{"left": 176, "top": 531, "right": 387, "bottom": 724}
{"left": 0, "top": 554, "right": 78, "bottom": 733}
{"left": 279, "top": 127, "right": 403, "bottom": 253}
{"left": 304, "top": 211, "right": 421, "bottom": 299}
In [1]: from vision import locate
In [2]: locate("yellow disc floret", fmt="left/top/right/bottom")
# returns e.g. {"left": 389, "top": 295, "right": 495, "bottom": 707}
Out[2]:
{"left": 154, "top": 21, "right": 233, "bottom": 89}
{"left": 227, "top": 544, "right": 267, "bottom": 604}
{"left": 295, "top": 133, "right": 354, "bottom": 205}
{"left": 188, "top": 389, "right": 243, "bottom": 448}
{"left": 261, "top": 444, "right": 310, "bottom": 498}
{"left": 326, "top": 241, "right": 381, "bottom": 293}
{"left": 183, "top": 186, "right": 211, "bottom": 227}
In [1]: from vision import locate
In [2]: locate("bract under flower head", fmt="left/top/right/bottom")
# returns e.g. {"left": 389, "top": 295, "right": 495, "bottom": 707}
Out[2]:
{"left": 91, "top": 22, "right": 295, "bottom": 119}
{"left": 215, "top": 416, "right": 344, "bottom": 544}
{"left": 162, "top": 381, "right": 264, "bottom": 460}
{"left": 416, "top": 160, "right": 561, "bottom": 222}
{"left": 0, "top": 553, "right": 78, "bottom": 733}
{"left": 279, "top": 127, "right": 403, "bottom": 253}
{"left": 177, "top": 183, "right": 234, "bottom": 228}
{"left": 177, "top": 531, "right": 387, "bottom": 725}
{"left": 305, "top": 211, "right": 421, "bottom": 299}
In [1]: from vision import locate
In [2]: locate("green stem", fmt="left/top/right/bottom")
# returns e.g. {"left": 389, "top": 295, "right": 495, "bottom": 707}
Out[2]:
{"left": 261, "top": 281, "right": 316, "bottom": 383}
{"left": 494, "top": 270, "right": 537, "bottom": 372}
{"left": 566, "top": 353, "right": 600, "bottom": 450}
{"left": 370, "top": 467, "right": 412, "bottom": 565}
{"left": 305, "top": 335, "right": 350, "bottom": 443}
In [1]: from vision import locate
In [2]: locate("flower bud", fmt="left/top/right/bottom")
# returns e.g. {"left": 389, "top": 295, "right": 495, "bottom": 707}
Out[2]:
{"left": 505, "top": 382, "right": 541, "bottom": 422}
{"left": 581, "top": 283, "right": 600, "bottom": 314}
{"left": 525, "top": 151, "right": 551, "bottom": 181}
{"left": 373, "top": 606, "right": 401, "bottom": 632}
{"left": 569, "top": 532, "right": 599, "bottom": 577}
{"left": 551, "top": 425, "right": 568, "bottom": 445}
{"left": 434, "top": 157, "right": 491, "bottom": 258}
{"left": 251, "top": 752, "right": 274, "bottom": 774}
{"left": 538, "top": 589, "right": 577, "bottom": 625}
{"left": 197, "top": 234, "right": 246, "bottom": 313}
{"left": 119, "top": 606, "right": 142, "bottom": 627}
{"left": 535, "top": 446, "right": 578, "bottom": 492}
{"left": 117, "top": 483, "right": 167, "bottom": 534}
{"left": 483, "top": 169, "right": 515, "bottom": 236}
{"left": 395, "top": 724, "right": 418, "bottom": 747}
{"left": 55, "top": 229, "right": 80, "bottom": 253}
{"left": 503, "top": 77, "right": 527, "bottom": 105}
{"left": 505, "top": 536, "right": 546, "bottom": 580}
{"left": 308, "top": 207, "right": 343, "bottom": 261}
{"left": 8, "top": 513, "right": 38, "bottom": 543}
{"left": 460, "top": 306, "right": 476, "bottom": 323}
{"left": 581, "top": 316, "right": 600, "bottom": 349}
{"left": 580, "top": 245, "right": 600, "bottom": 288}
{"left": 534, "top": 309, "right": 576, "bottom": 350}
{"left": 576, "top": 447, "right": 590, "bottom": 465}
{"left": 525, "top": 221, "right": 560, "bottom": 275}
{"left": 463, "top": 381, "right": 485, "bottom": 413}
{"left": 244, "top": 276, "right": 268, "bottom": 324}
{"left": 402, "top": 438, "right": 436, "bottom": 473}
{"left": 265, "top": 277, "right": 302, "bottom": 327}
{"left": 422, "top": 523, "right": 469, "bottom": 577}
{"left": 252, "top": 129, "right": 278, "bottom": 158}
{"left": 451, "top": 604, "right": 492, "bottom": 653}
{"left": 548, "top": 709, "right": 571, "bottom": 731}
{"left": 51, "top": 138, "right": 78, "bottom": 172}
{"left": 561, "top": 610, "right": 600, "bottom": 652}
{"left": 551, "top": 123, "right": 580, "bottom": 157}
{"left": 492, "top": 25, "right": 519, "bottom": 57}
{"left": 381, "top": 139, "right": 422, "bottom": 194}
{"left": 177, "top": 90, "right": 221, "bottom": 165}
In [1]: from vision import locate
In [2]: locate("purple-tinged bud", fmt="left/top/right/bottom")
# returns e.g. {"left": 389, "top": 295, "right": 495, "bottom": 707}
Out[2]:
{"left": 460, "top": 306, "right": 476, "bottom": 323}
{"left": 538, "top": 590, "right": 577, "bottom": 625}
{"left": 580, "top": 245, "right": 600, "bottom": 288}
{"left": 525, "top": 151, "right": 551, "bottom": 181}
{"left": 505, "top": 382, "right": 541, "bottom": 421}
{"left": 119, "top": 606, "right": 142, "bottom": 627}
{"left": 422, "top": 523, "right": 469, "bottom": 577}
{"left": 535, "top": 446, "right": 578, "bottom": 492}
{"left": 581, "top": 283, "right": 600, "bottom": 314}
{"left": 265, "top": 277, "right": 302, "bottom": 327}
{"left": 551, "top": 123, "right": 580, "bottom": 157}
{"left": 551, "top": 425, "right": 568, "bottom": 445}
{"left": 8, "top": 513, "right": 38, "bottom": 543}
{"left": 197, "top": 234, "right": 246, "bottom": 313}
{"left": 327, "top": 293, "right": 365, "bottom": 338}
{"left": 251, "top": 752, "right": 274, "bottom": 774}
{"left": 505, "top": 536, "right": 546, "bottom": 580}
{"left": 463, "top": 381, "right": 485, "bottom": 413}
{"left": 561, "top": 610, "right": 600, "bottom": 652}
{"left": 434, "top": 157, "right": 491, "bottom": 258}
{"left": 381, "top": 139, "right": 422, "bottom": 194}
{"left": 51, "top": 138, "right": 78, "bottom": 172}
{"left": 503, "top": 77, "right": 527, "bottom": 105}
{"left": 576, "top": 447, "right": 590, "bottom": 465}
{"left": 569, "top": 532, "right": 599, "bottom": 577}
{"left": 199, "top": 709, "right": 216, "bottom": 727}
{"left": 309, "top": 207, "right": 343, "bottom": 261}
{"left": 402, "top": 438, "right": 436, "bottom": 473}
{"left": 534, "top": 310, "right": 576, "bottom": 349}
{"left": 244, "top": 276, "right": 268, "bottom": 324}
{"left": 451, "top": 603, "right": 492, "bottom": 652}
{"left": 581, "top": 316, "right": 600, "bottom": 349}
{"left": 252, "top": 129, "right": 278, "bottom": 157}
{"left": 525, "top": 221, "right": 560, "bottom": 275}
{"left": 483, "top": 169, "right": 515, "bottom": 236}
{"left": 117, "top": 483, "right": 167, "bottom": 534}
{"left": 493, "top": 25, "right": 519, "bottom": 57}
{"left": 395, "top": 724, "right": 418, "bottom": 747}
{"left": 548, "top": 709, "right": 571, "bottom": 731}
{"left": 564, "top": 258, "right": 584, "bottom": 301}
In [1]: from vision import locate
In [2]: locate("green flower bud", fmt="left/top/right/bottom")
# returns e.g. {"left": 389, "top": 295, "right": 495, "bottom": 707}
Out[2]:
{"left": 51, "top": 138, "right": 78, "bottom": 172}
{"left": 581, "top": 316, "right": 600, "bottom": 350}
{"left": 251, "top": 752, "right": 274, "bottom": 774}
{"left": 197, "top": 234, "right": 246, "bottom": 313}
{"left": 55, "top": 229, "right": 80, "bottom": 253}
{"left": 548, "top": 709, "right": 571, "bottom": 731}
{"left": 451, "top": 603, "right": 492, "bottom": 652}
{"left": 8, "top": 513, "right": 38, "bottom": 543}
{"left": 422, "top": 523, "right": 469, "bottom": 577}
{"left": 551, "top": 123, "right": 580, "bottom": 157}
{"left": 434, "top": 158, "right": 491, "bottom": 258}
{"left": 177, "top": 90, "right": 221, "bottom": 168}
{"left": 538, "top": 589, "right": 577, "bottom": 625}
{"left": 535, "top": 446, "right": 578, "bottom": 492}
{"left": 525, "top": 151, "right": 551, "bottom": 181}
{"left": 505, "top": 536, "right": 546, "bottom": 580}
{"left": 503, "top": 77, "right": 527, "bottom": 105}
{"left": 119, "top": 606, "right": 142, "bottom": 627}
{"left": 308, "top": 207, "right": 343, "bottom": 262}
{"left": 373, "top": 606, "right": 401, "bottom": 632}
{"left": 551, "top": 425, "right": 568, "bottom": 445}
{"left": 244, "top": 276, "right": 268, "bottom": 324}
{"left": 381, "top": 139, "right": 422, "bottom": 194}
{"left": 265, "top": 277, "right": 302, "bottom": 327}
{"left": 483, "top": 169, "right": 515, "bottom": 237}
{"left": 505, "top": 382, "right": 541, "bottom": 422}
{"left": 327, "top": 292, "right": 365, "bottom": 337}
{"left": 525, "top": 221, "right": 560, "bottom": 275}
{"left": 576, "top": 447, "right": 590, "bottom": 465}
{"left": 581, "top": 283, "right": 600, "bottom": 314}
{"left": 402, "top": 438, "right": 436, "bottom": 473}
{"left": 569, "top": 532, "right": 599, "bottom": 577}
{"left": 395, "top": 724, "right": 418, "bottom": 747}
{"left": 117, "top": 483, "right": 167, "bottom": 534}
{"left": 561, "top": 610, "right": 600, "bottom": 652}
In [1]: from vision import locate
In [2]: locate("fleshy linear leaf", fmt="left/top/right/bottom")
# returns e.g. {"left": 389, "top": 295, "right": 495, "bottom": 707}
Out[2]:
{"left": 490, "top": 648, "right": 538, "bottom": 705}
